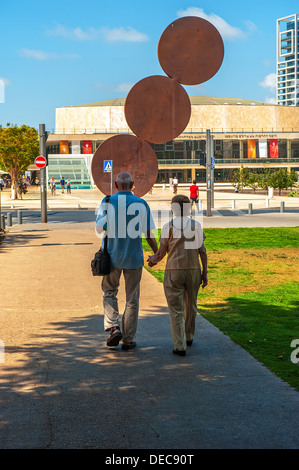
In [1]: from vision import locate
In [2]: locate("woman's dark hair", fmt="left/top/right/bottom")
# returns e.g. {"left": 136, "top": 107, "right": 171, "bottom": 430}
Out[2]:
{"left": 171, "top": 195, "right": 190, "bottom": 216}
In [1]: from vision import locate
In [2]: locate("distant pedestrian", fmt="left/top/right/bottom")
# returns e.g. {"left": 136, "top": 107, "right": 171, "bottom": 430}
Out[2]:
{"left": 67, "top": 179, "right": 71, "bottom": 193}
{"left": 49, "top": 177, "right": 56, "bottom": 195}
{"left": 173, "top": 176, "right": 178, "bottom": 194}
{"left": 60, "top": 177, "right": 66, "bottom": 193}
{"left": 190, "top": 180, "right": 200, "bottom": 213}
{"left": 0, "top": 177, "right": 4, "bottom": 191}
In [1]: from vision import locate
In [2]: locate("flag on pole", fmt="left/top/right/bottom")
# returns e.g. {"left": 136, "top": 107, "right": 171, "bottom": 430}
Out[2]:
{"left": 60, "top": 141, "right": 69, "bottom": 154}
{"left": 270, "top": 139, "right": 278, "bottom": 158}
{"left": 83, "top": 140, "right": 92, "bottom": 154}
{"left": 258, "top": 140, "right": 267, "bottom": 158}
{"left": 248, "top": 139, "right": 256, "bottom": 158}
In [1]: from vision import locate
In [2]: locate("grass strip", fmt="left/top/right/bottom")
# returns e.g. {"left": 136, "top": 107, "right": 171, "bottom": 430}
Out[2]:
{"left": 143, "top": 226, "right": 299, "bottom": 390}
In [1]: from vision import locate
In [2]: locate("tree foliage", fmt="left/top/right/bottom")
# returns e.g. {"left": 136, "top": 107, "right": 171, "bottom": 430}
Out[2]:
{"left": 231, "top": 167, "right": 298, "bottom": 194}
{"left": 232, "top": 166, "right": 250, "bottom": 192}
{"left": 0, "top": 124, "right": 39, "bottom": 199}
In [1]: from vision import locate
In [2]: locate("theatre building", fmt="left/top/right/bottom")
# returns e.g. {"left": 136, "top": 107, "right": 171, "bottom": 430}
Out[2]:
{"left": 46, "top": 96, "right": 299, "bottom": 188}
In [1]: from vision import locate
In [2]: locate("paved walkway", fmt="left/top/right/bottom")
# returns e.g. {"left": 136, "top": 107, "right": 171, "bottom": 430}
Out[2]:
{"left": 0, "top": 187, "right": 298, "bottom": 449}
{"left": 1, "top": 185, "right": 299, "bottom": 230}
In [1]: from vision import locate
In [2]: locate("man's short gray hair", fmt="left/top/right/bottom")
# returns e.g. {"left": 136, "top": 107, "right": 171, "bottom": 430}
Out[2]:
{"left": 116, "top": 172, "right": 132, "bottom": 184}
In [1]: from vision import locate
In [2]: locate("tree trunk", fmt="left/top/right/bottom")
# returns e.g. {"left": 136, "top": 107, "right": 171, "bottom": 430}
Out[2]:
{"left": 10, "top": 166, "right": 18, "bottom": 200}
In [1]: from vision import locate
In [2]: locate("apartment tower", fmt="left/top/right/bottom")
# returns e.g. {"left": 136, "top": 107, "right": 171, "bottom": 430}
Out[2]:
{"left": 277, "top": 13, "right": 299, "bottom": 106}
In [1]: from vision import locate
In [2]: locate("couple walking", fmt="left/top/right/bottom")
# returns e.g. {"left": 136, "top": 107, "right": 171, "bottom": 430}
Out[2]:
{"left": 95, "top": 173, "right": 208, "bottom": 356}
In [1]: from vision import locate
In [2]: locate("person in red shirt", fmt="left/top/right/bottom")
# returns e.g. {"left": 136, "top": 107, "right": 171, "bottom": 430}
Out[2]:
{"left": 190, "top": 180, "right": 199, "bottom": 213}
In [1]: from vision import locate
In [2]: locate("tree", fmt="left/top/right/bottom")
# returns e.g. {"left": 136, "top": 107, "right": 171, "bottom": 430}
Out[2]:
{"left": 231, "top": 168, "right": 241, "bottom": 191}
{"left": 259, "top": 169, "right": 272, "bottom": 193}
{"left": 288, "top": 170, "right": 298, "bottom": 190}
{"left": 0, "top": 124, "right": 39, "bottom": 199}
{"left": 231, "top": 166, "right": 250, "bottom": 192}
{"left": 247, "top": 172, "right": 259, "bottom": 193}
{"left": 268, "top": 168, "right": 292, "bottom": 195}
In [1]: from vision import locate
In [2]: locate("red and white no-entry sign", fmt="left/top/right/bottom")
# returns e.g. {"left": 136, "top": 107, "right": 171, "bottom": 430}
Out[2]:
{"left": 34, "top": 156, "right": 47, "bottom": 169}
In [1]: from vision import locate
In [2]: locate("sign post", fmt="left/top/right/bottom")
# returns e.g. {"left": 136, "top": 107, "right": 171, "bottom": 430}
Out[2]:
{"left": 0, "top": 175, "right": 2, "bottom": 230}
{"left": 211, "top": 155, "right": 215, "bottom": 208}
{"left": 38, "top": 124, "right": 47, "bottom": 223}
{"left": 206, "top": 129, "right": 212, "bottom": 217}
{"left": 104, "top": 160, "right": 113, "bottom": 195}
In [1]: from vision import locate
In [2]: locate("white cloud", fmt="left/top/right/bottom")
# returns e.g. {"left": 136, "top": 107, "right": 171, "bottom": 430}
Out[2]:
{"left": 259, "top": 73, "right": 277, "bottom": 93}
{"left": 265, "top": 97, "right": 277, "bottom": 104}
{"left": 114, "top": 82, "right": 134, "bottom": 93}
{"left": 18, "top": 48, "right": 80, "bottom": 60}
{"left": 242, "top": 20, "right": 258, "bottom": 34}
{"left": 93, "top": 82, "right": 134, "bottom": 94}
{"left": 0, "top": 79, "right": 4, "bottom": 103}
{"left": 100, "top": 27, "right": 148, "bottom": 42}
{"left": 0, "top": 77, "right": 11, "bottom": 86}
{"left": 46, "top": 23, "right": 149, "bottom": 42}
{"left": 46, "top": 24, "right": 100, "bottom": 40}
{"left": 177, "top": 7, "right": 246, "bottom": 40}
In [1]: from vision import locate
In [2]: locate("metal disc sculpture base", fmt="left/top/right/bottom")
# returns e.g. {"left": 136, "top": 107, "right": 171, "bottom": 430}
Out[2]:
{"left": 91, "top": 134, "right": 158, "bottom": 197}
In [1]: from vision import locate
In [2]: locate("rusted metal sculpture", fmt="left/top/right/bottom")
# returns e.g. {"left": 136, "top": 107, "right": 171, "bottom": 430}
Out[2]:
{"left": 91, "top": 134, "right": 158, "bottom": 197}
{"left": 124, "top": 75, "right": 191, "bottom": 144}
{"left": 91, "top": 16, "right": 224, "bottom": 196}
{"left": 158, "top": 16, "right": 224, "bottom": 85}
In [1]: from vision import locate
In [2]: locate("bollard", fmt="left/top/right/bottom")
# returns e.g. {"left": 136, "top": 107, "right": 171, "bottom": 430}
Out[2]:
{"left": 248, "top": 203, "right": 252, "bottom": 215}
{"left": 7, "top": 213, "right": 12, "bottom": 226}
{"left": 1, "top": 214, "right": 5, "bottom": 230}
{"left": 280, "top": 201, "right": 285, "bottom": 213}
{"left": 17, "top": 210, "right": 23, "bottom": 224}
{"left": 232, "top": 199, "right": 236, "bottom": 210}
{"left": 266, "top": 198, "right": 269, "bottom": 208}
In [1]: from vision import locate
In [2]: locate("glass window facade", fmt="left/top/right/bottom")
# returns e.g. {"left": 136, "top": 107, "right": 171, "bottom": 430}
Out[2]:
{"left": 47, "top": 134, "right": 299, "bottom": 186}
{"left": 48, "top": 158, "right": 92, "bottom": 189}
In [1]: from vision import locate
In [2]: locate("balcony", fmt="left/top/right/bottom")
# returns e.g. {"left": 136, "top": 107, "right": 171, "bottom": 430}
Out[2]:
{"left": 157, "top": 158, "right": 299, "bottom": 167}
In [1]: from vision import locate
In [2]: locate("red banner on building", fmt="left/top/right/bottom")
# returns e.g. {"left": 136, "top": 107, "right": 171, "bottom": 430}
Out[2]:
{"left": 270, "top": 139, "right": 278, "bottom": 158}
{"left": 83, "top": 140, "right": 92, "bottom": 154}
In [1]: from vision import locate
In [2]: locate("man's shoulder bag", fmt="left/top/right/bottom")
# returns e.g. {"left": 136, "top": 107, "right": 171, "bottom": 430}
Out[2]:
{"left": 91, "top": 196, "right": 111, "bottom": 276}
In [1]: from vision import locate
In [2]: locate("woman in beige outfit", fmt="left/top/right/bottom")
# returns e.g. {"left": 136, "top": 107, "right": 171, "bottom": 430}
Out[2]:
{"left": 148, "top": 195, "right": 208, "bottom": 356}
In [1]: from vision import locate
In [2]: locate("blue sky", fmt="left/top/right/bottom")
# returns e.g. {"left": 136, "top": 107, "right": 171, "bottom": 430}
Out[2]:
{"left": 0, "top": 0, "right": 298, "bottom": 130}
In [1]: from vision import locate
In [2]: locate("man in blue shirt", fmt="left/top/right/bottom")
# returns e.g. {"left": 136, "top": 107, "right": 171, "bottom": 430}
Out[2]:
{"left": 60, "top": 177, "right": 65, "bottom": 193}
{"left": 96, "top": 172, "right": 158, "bottom": 350}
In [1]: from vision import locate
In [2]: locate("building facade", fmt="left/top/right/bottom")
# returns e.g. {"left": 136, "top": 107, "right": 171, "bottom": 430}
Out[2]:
{"left": 46, "top": 97, "right": 299, "bottom": 188}
{"left": 277, "top": 13, "right": 299, "bottom": 106}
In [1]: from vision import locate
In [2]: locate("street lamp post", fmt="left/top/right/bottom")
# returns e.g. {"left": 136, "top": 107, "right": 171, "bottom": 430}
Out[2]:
{"left": 206, "top": 129, "right": 212, "bottom": 217}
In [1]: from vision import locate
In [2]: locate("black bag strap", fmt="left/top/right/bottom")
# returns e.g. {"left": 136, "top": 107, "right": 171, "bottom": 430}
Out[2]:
{"left": 103, "top": 195, "right": 110, "bottom": 253}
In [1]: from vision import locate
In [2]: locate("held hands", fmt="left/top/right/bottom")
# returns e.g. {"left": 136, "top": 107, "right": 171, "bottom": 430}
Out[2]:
{"left": 147, "top": 255, "right": 157, "bottom": 267}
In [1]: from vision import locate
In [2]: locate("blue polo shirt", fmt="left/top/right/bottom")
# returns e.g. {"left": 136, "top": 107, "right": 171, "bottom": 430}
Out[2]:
{"left": 96, "top": 191, "right": 155, "bottom": 269}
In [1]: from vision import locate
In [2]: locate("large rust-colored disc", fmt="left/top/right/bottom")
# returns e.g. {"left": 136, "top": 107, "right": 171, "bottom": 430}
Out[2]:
{"left": 158, "top": 16, "right": 224, "bottom": 85}
{"left": 91, "top": 134, "right": 158, "bottom": 197}
{"left": 124, "top": 75, "right": 191, "bottom": 144}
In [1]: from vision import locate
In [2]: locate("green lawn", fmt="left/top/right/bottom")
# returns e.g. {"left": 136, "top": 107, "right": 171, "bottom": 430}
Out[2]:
{"left": 143, "top": 227, "right": 299, "bottom": 390}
